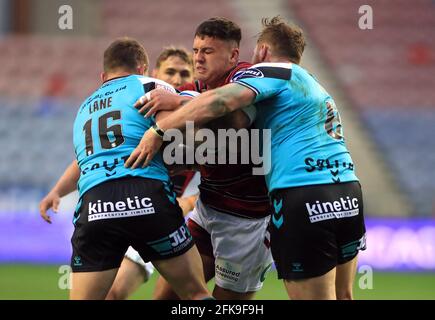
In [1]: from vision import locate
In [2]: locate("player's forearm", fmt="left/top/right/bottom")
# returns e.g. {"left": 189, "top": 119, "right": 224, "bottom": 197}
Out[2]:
{"left": 157, "top": 90, "right": 231, "bottom": 132}
{"left": 157, "top": 84, "right": 254, "bottom": 132}
{"left": 51, "top": 160, "right": 80, "bottom": 197}
{"left": 155, "top": 97, "right": 193, "bottom": 122}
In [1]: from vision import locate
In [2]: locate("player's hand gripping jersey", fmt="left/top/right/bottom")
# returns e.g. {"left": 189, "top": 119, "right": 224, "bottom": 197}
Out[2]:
{"left": 232, "top": 62, "right": 359, "bottom": 191}
{"left": 73, "top": 75, "right": 175, "bottom": 197}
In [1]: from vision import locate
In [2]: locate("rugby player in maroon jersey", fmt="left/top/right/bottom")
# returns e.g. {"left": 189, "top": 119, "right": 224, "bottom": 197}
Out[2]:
{"left": 134, "top": 17, "right": 273, "bottom": 300}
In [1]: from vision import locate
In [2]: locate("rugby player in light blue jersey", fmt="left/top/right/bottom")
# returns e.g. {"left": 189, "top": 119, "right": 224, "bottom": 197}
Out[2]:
{"left": 40, "top": 46, "right": 198, "bottom": 300}
{"left": 126, "top": 17, "right": 366, "bottom": 300}
{"left": 42, "top": 38, "right": 211, "bottom": 300}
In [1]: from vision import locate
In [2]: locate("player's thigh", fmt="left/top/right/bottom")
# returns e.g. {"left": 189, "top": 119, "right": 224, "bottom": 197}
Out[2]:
{"left": 152, "top": 243, "right": 214, "bottom": 300}
{"left": 123, "top": 246, "right": 154, "bottom": 281}
{"left": 153, "top": 275, "right": 179, "bottom": 300}
{"left": 186, "top": 201, "right": 267, "bottom": 300}
{"left": 335, "top": 182, "right": 365, "bottom": 299}
{"left": 201, "top": 252, "right": 215, "bottom": 282}
{"left": 186, "top": 218, "right": 215, "bottom": 281}
{"left": 106, "top": 257, "right": 148, "bottom": 300}
{"left": 152, "top": 245, "right": 209, "bottom": 300}
{"left": 129, "top": 186, "right": 208, "bottom": 300}
{"left": 335, "top": 255, "right": 359, "bottom": 300}
{"left": 284, "top": 267, "right": 336, "bottom": 300}
{"left": 192, "top": 199, "right": 273, "bottom": 295}
{"left": 70, "top": 269, "right": 118, "bottom": 300}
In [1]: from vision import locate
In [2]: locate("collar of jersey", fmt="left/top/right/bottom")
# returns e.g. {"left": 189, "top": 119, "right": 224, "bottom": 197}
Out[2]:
{"left": 102, "top": 74, "right": 133, "bottom": 85}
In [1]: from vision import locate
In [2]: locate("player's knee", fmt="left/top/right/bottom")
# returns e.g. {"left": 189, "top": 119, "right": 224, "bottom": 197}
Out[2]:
{"left": 105, "top": 287, "right": 129, "bottom": 300}
{"left": 286, "top": 289, "right": 305, "bottom": 300}
{"left": 153, "top": 286, "right": 180, "bottom": 300}
{"left": 336, "top": 287, "right": 353, "bottom": 300}
{"left": 153, "top": 291, "right": 179, "bottom": 300}
{"left": 176, "top": 281, "right": 210, "bottom": 300}
{"left": 213, "top": 286, "right": 255, "bottom": 300}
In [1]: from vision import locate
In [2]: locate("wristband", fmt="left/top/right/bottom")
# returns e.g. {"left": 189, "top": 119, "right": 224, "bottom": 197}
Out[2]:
{"left": 151, "top": 123, "right": 165, "bottom": 138}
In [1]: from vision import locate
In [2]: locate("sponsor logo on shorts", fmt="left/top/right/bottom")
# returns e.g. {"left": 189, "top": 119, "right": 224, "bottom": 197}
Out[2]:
{"left": 260, "top": 263, "right": 272, "bottom": 282}
{"left": 73, "top": 256, "right": 82, "bottom": 267}
{"left": 272, "top": 198, "right": 284, "bottom": 229}
{"left": 291, "top": 262, "right": 304, "bottom": 272}
{"left": 341, "top": 234, "right": 367, "bottom": 259}
{"left": 215, "top": 259, "right": 242, "bottom": 283}
{"left": 306, "top": 197, "right": 359, "bottom": 223}
{"left": 88, "top": 196, "right": 155, "bottom": 221}
{"left": 148, "top": 224, "right": 192, "bottom": 256}
{"left": 169, "top": 225, "right": 191, "bottom": 248}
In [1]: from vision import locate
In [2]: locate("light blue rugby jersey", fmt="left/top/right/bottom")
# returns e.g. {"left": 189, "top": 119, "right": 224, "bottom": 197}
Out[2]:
{"left": 232, "top": 62, "right": 359, "bottom": 192}
{"left": 73, "top": 75, "right": 174, "bottom": 197}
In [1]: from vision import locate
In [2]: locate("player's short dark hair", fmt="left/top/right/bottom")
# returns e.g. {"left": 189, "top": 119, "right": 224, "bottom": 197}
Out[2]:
{"left": 155, "top": 46, "right": 193, "bottom": 69}
{"left": 103, "top": 37, "right": 149, "bottom": 73}
{"left": 195, "top": 17, "right": 241, "bottom": 46}
{"left": 258, "top": 16, "right": 305, "bottom": 64}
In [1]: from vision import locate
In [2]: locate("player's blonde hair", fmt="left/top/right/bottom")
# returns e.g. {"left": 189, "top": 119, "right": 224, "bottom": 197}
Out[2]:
{"left": 257, "top": 16, "right": 306, "bottom": 64}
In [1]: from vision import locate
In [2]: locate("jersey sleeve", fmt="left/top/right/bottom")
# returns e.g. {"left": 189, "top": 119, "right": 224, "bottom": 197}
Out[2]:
{"left": 137, "top": 76, "right": 176, "bottom": 95}
{"left": 231, "top": 63, "right": 292, "bottom": 103}
{"left": 224, "top": 61, "right": 252, "bottom": 84}
{"left": 179, "top": 90, "right": 200, "bottom": 98}
{"left": 136, "top": 76, "right": 176, "bottom": 125}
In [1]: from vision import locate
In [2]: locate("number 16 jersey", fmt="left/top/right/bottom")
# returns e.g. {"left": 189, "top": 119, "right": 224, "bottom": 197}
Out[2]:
{"left": 73, "top": 75, "right": 173, "bottom": 197}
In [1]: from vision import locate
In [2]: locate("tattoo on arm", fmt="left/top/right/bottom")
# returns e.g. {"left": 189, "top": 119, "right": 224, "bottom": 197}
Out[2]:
{"left": 209, "top": 92, "right": 228, "bottom": 117}
{"left": 210, "top": 85, "right": 251, "bottom": 116}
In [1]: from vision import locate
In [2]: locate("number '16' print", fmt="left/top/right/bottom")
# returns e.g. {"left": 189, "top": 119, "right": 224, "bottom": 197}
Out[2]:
{"left": 83, "top": 111, "right": 125, "bottom": 156}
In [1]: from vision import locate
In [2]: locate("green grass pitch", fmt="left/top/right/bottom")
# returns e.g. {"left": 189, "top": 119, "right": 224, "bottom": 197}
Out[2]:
{"left": 0, "top": 264, "right": 434, "bottom": 300}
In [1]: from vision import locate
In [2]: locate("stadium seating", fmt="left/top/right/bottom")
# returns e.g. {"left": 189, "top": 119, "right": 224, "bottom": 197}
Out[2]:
{"left": 0, "top": 98, "right": 76, "bottom": 189}
{"left": 290, "top": 0, "right": 435, "bottom": 108}
{"left": 0, "top": 0, "right": 244, "bottom": 100}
